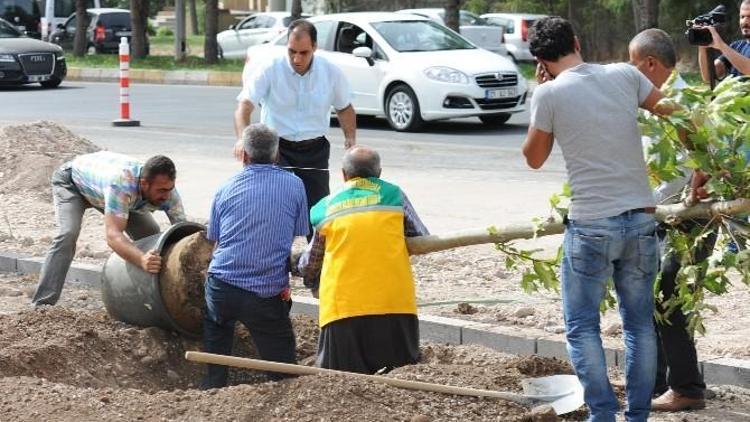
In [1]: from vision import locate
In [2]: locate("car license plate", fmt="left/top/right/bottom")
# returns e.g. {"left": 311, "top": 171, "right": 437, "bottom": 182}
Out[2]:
{"left": 27, "top": 75, "right": 50, "bottom": 82}
{"left": 115, "top": 31, "right": 132, "bottom": 37}
{"left": 485, "top": 88, "right": 516, "bottom": 99}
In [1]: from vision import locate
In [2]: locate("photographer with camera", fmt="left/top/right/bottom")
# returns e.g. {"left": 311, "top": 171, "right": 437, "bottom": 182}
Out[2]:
{"left": 697, "top": 1, "right": 750, "bottom": 83}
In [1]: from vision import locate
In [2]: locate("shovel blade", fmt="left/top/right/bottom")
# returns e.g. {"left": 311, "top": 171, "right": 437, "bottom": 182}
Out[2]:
{"left": 522, "top": 374, "right": 584, "bottom": 415}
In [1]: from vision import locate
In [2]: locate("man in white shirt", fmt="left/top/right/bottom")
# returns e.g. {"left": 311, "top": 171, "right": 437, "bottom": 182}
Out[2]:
{"left": 234, "top": 19, "right": 356, "bottom": 293}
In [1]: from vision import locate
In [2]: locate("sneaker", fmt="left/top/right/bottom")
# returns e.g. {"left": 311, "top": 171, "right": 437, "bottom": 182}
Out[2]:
{"left": 651, "top": 389, "right": 706, "bottom": 412}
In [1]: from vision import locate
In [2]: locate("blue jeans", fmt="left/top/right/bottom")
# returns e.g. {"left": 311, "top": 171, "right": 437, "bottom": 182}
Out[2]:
{"left": 562, "top": 211, "right": 658, "bottom": 422}
{"left": 201, "top": 276, "right": 296, "bottom": 389}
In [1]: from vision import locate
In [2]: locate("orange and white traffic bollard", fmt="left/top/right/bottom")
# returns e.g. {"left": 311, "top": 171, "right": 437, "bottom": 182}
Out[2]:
{"left": 112, "top": 37, "right": 140, "bottom": 127}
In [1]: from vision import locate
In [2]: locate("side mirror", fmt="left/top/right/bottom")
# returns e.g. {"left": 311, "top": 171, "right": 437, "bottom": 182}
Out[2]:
{"left": 352, "top": 46, "right": 374, "bottom": 66}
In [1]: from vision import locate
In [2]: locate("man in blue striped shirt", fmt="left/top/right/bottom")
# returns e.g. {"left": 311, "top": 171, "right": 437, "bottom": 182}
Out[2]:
{"left": 201, "top": 123, "right": 309, "bottom": 389}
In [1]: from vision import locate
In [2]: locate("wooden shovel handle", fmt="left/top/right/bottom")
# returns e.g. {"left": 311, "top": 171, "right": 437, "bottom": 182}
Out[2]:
{"left": 185, "top": 351, "right": 533, "bottom": 405}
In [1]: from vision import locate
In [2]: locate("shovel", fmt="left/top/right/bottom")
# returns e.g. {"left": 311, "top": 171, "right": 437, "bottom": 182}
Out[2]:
{"left": 185, "top": 351, "right": 584, "bottom": 415}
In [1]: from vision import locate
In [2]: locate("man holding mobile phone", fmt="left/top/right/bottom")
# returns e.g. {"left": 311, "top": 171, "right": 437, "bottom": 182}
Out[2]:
{"left": 522, "top": 17, "right": 672, "bottom": 422}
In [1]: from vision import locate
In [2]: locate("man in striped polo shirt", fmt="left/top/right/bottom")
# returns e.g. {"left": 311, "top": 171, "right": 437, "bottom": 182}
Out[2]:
{"left": 33, "top": 152, "right": 185, "bottom": 306}
{"left": 298, "top": 146, "right": 429, "bottom": 374}
{"left": 201, "top": 123, "right": 309, "bottom": 389}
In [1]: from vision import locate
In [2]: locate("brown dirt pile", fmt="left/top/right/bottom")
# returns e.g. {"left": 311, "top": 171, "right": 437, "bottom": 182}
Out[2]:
{"left": 0, "top": 121, "right": 100, "bottom": 197}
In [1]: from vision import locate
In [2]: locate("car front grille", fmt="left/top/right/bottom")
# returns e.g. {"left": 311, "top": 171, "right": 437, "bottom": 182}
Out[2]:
{"left": 475, "top": 72, "right": 518, "bottom": 88}
{"left": 475, "top": 96, "right": 522, "bottom": 110}
{"left": 18, "top": 53, "right": 55, "bottom": 76}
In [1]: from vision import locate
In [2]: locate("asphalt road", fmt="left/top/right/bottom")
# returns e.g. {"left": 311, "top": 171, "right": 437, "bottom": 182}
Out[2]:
{"left": 0, "top": 81, "right": 566, "bottom": 233}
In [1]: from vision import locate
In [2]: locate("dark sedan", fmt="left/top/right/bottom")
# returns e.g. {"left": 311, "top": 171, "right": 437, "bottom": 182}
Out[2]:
{"left": 0, "top": 16, "right": 66, "bottom": 88}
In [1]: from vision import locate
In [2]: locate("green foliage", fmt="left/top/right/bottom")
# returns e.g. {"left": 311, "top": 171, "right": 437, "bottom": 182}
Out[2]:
{"left": 156, "top": 26, "right": 174, "bottom": 37}
{"left": 465, "top": 0, "right": 491, "bottom": 15}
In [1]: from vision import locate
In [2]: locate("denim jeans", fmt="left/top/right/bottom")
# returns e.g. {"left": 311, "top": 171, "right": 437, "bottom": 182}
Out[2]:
{"left": 201, "top": 276, "right": 296, "bottom": 389}
{"left": 562, "top": 211, "right": 658, "bottom": 422}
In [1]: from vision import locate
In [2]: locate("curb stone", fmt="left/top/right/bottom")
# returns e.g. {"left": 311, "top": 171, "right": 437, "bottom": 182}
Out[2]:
{"left": 67, "top": 66, "right": 535, "bottom": 91}
{"left": 2, "top": 250, "right": 748, "bottom": 388}
{"left": 67, "top": 67, "right": 241, "bottom": 87}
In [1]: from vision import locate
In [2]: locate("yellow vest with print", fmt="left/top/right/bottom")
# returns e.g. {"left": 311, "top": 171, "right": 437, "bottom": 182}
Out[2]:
{"left": 310, "top": 177, "right": 417, "bottom": 328}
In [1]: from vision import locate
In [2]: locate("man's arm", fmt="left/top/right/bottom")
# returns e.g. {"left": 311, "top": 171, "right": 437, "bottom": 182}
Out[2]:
{"left": 297, "top": 230, "right": 325, "bottom": 278}
{"left": 522, "top": 127, "right": 554, "bottom": 169}
{"left": 706, "top": 26, "right": 750, "bottom": 77}
{"left": 699, "top": 46, "right": 727, "bottom": 82}
{"left": 402, "top": 193, "right": 429, "bottom": 237}
{"left": 335, "top": 104, "right": 356, "bottom": 149}
{"left": 233, "top": 100, "right": 255, "bottom": 160}
{"left": 104, "top": 214, "right": 161, "bottom": 273}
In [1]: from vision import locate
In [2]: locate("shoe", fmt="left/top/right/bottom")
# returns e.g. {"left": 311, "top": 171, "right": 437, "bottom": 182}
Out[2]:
{"left": 651, "top": 389, "right": 706, "bottom": 412}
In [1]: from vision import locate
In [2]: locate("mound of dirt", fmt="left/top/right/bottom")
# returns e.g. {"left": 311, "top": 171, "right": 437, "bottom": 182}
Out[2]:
{"left": 0, "top": 121, "right": 100, "bottom": 197}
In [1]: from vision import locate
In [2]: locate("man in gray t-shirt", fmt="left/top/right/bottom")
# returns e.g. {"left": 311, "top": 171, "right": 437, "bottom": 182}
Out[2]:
{"left": 522, "top": 17, "right": 669, "bottom": 422}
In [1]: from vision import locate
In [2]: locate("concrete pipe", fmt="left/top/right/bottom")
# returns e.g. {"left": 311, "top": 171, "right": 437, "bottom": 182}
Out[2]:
{"left": 101, "top": 221, "right": 212, "bottom": 337}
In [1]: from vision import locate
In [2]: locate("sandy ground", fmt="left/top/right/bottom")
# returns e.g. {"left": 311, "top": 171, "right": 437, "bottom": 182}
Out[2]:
{"left": 1, "top": 272, "right": 750, "bottom": 421}
{"left": 4, "top": 121, "right": 750, "bottom": 420}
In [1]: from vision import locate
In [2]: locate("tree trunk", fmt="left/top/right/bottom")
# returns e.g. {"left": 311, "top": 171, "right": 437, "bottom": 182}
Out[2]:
{"left": 130, "top": 0, "right": 149, "bottom": 59}
{"left": 291, "top": 0, "right": 302, "bottom": 21}
{"left": 632, "top": 0, "right": 660, "bottom": 32}
{"left": 406, "top": 198, "right": 750, "bottom": 255}
{"left": 444, "top": 0, "right": 460, "bottom": 33}
{"left": 188, "top": 0, "right": 199, "bottom": 35}
{"left": 72, "top": 0, "right": 87, "bottom": 57}
{"left": 204, "top": 0, "right": 219, "bottom": 64}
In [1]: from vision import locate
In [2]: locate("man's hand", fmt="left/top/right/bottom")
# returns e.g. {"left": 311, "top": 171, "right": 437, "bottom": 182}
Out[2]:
{"left": 233, "top": 139, "right": 245, "bottom": 161}
{"left": 141, "top": 249, "right": 162, "bottom": 274}
{"left": 535, "top": 62, "right": 553, "bottom": 84}
{"left": 704, "top": 26, "right": 727, "bottom": 51}
{"left": 344, "top": 137, "right": 356, "bottom": 149}
{"left": 688, "top": 170, "right": 710, "bottom": 205}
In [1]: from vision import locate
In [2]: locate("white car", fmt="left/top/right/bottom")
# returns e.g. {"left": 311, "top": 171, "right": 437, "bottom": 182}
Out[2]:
{"left": 217, "top": 12, "right": 310, "bottom": 59}
{"left": 241, "top": 12, "right": 527, "bottom": 131}
{"left": 481, "top": 13, "right": 547, "bottom": 62}
{"left": 396, "top": 8, "right": 506, "bottom": 56}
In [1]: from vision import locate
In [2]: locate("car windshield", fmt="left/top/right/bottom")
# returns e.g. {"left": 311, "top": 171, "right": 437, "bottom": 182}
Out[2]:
{"left": 372, "top": 20, "right": 474, "bottom": 52}
{"left": 0, "top": 19, "right": 22, "bottom": 37}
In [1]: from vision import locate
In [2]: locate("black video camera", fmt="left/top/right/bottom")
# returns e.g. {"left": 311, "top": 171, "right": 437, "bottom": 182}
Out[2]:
{"left": 685, "top": 5, "right": 728, "bottom": 46}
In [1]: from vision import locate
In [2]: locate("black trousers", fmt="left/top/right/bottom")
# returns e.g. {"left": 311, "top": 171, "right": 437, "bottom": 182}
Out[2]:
{"left": 201, "top": 276, "right": 296, "bottom": 389}
{"left": 278, "top": 136, "right": 330, "bottom": 289}
{"left": 654, "top": 225, "right": 715, "bottom": 398}
{"left": 316, "top": 314, "right": 420, "bottom": 374}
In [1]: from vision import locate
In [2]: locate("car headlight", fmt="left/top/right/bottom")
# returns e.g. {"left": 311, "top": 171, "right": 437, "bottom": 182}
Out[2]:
{"left": 0, "top": 54, "right": 16, "bottom": 63}
{"left": 56, "top": 54, "right": 65, "bottom": 61}
{"left": 423, "top": 66, "right": 469, "bottom": 84}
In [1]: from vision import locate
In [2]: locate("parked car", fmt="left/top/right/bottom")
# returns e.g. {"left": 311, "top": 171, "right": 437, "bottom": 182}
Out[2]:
{"left": 481, "top": 13, "right": 547, "bottom": 62}
{"left": 38, "top": 0, "right": 102, "bottom": 41}
{"left": 396, "top": 8, "right": 506, "bottom": 56}
{"left": 0, "top": 0, "right": 42, "bottom": 38}
{"left": 217, "top": 11, "right": 311, "bottom": 59}
{"left": 0, "top": 16, "right": 66, "bottom": 87}
{"left": 242, "top": 13, "right": 527, "bottom": 131}
{"left": 51, "top": 8, "right": 146, "bottom": 54}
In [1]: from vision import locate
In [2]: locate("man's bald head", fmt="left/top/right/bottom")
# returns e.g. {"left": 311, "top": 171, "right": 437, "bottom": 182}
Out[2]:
{"left": 342, "top": 146, "right": 381, "bottom": 180}
{"left": 629, "top": 28, "right": 676, "bottom": 69}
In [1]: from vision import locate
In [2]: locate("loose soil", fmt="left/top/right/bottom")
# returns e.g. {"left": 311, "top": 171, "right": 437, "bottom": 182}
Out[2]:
{"left": 3, "top": 122, "right": 750, "bottom": 420}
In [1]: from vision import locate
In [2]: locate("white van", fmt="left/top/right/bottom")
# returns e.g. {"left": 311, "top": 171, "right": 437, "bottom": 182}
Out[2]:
{"left": 38, "top": 0, "right": 101, "bottom": 40}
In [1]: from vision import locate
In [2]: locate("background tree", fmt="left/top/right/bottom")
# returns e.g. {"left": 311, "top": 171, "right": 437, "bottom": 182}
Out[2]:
{"left": 444, "top": 0, "right": 461, "bottom": 33}
{"left": 291, "top": 0, "right": 303, "bottom": 20}
{"left": 189, "top": 0, "right": 199, "bottom": 35}
{"left": 204, "top": 0, "right": 219, "bottom": 64}
{"left": 130, "top": 0, "right": 149, "bottom": 59}
{"left": 632, "top": 0, "right": 660, "bottom": 32}
{"left": 72, "top": 0, "right": 87, "bottom": 57}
